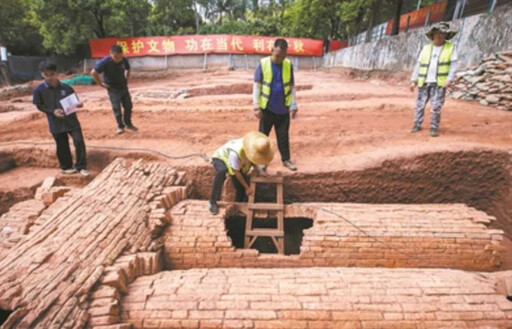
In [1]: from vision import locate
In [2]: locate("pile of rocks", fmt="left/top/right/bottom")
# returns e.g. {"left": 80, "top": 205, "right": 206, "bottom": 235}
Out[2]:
{"left": 451, "top": 50, "right": 512, "bottom": 111}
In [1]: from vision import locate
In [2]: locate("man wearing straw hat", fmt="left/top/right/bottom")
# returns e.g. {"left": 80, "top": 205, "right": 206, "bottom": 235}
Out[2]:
{"left": 410, "top": 22, "right": 458, "bottom": 137}
{"left": 209, "top": 131, "right": 275, "bottom": 215}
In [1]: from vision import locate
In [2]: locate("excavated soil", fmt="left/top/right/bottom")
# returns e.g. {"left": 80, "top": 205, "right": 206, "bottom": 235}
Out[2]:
{"left": 0, "top": 69, "right": 511, "bottom": 235}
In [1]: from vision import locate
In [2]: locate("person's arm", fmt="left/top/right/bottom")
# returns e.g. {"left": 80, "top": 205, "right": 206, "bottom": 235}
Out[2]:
{"left": 290, "top": 65, "right": 298, "bottom": 118}
{"left": 233, "top": 170, "right": 251, "bottom": 195}
{"left": 91, "top": 69, "right": 108, "bottom": 88}
{"left": 411, "top": 61, "right": 420, "bottom": 83}
{"left": 91, "top": 59, "right": 109, "bottom": 88}
{"left": 252, "top": 82, "right": 261, "bottom": 108}
{"left": 229, "top": 151, "right": 251, "bottom": 195}
{"left": 253, "top": 63, "right": 263, "bottom": 119}
{"left": 410, "top": 51, "right": 422, "bottom": 91}
{"left": 125, "top": 58, "right": 131, "bottom": 84}
{"left": 33, "top": 89, "right": 57, "bottom": 115}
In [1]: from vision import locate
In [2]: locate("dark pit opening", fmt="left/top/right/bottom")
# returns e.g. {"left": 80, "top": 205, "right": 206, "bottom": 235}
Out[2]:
{"left": 0, "top": 308, "right": 12, "bottom": 325}
{"left": 225, "top": 216, "right": 313, "bottom": 255}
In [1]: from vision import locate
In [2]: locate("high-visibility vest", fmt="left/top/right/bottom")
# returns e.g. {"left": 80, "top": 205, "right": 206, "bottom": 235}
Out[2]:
{"left": 417, "top": 42, "right": 454, "bottom": 88}
{"left": 258, "top": 56, "right": 293, "bottom": 110}
{"left": 212, "top": 138, "right": 252, "bottom": 176}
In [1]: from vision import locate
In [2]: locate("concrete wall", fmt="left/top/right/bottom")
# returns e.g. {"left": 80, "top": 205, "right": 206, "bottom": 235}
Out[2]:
{"left": 323, "top": 4, "right": 512, "bottom": 71}
{"left": 83, "top": 54, "right": 321, "bottom": 73}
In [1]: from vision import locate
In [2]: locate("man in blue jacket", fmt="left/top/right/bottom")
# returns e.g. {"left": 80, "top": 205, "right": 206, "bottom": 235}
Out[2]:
{"left": 33, "top": 61, "right": 89, "bottom": 176}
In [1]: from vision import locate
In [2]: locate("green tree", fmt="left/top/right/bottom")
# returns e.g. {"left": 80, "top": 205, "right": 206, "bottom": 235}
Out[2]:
{"left": 338, "top": 0, "right": 373, "bottom": 40}
{"left": 0, "top": 0, "right": 44, "bottom": 55}
{"left": 284, "top": 0, "right": 343, "bottom": 39}
{"left": 196, "top": 0, "right": 250, "bottom": 25}
{"left": 149, "top": 0, "right": 197, "bottom": 35}
{"left": 27, "top": 0, "right": 151, "bottom": 55}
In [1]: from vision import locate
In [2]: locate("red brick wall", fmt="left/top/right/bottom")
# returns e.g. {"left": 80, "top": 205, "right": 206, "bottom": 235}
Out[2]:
{"left": 121, "top": 267, "right": 512, "bottom": 328}
{"left": 165, "top": 201, "right": 504, "bottom": 271}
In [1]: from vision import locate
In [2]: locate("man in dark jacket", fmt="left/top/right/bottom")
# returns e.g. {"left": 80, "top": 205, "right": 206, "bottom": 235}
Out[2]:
{"left": 33, "top": 60, "right": 89, "bottom": 176}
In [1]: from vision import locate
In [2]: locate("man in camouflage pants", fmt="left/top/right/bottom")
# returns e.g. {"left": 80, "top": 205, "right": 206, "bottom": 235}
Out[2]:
{"left": 410, "top": 22, "right": 458, "bottom": 137}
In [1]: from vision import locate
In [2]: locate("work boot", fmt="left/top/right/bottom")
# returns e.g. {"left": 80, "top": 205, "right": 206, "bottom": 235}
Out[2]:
{"left": 283, "top": 160, "right": 297, "bottom": 171}
{"left": 430, "top": 128, "right": 439, "bottom": 137}
{"left": 116, "top": 127, "right": 124, "bottom": 134}
{"left": 410, "top": 125, "right": 421, "bottom": 133}
{"left": 209, "top": 201, "right": 219, "bottom": 215}
{"left": 126, "top": 124, "right": 138, "bottom": 131}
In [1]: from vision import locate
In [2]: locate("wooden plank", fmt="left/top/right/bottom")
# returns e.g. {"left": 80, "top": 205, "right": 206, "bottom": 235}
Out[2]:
{"left": 251, "top": 176, "right": 283, "bottom": 184}
{"left": 248, "top": 236, "right": 258, "bottom": 248}
{"left": 246, "top": 229, "right": 284, "bottom": 237}
{"left": 277, "top": 183, "right": 283, "bottom": 205}
{"left": 277, "top": 211, "right": 284, "bottom": 232}
{"left": 244, "top": 209, "right": 254, "bottom": 249}
{"left": 271, "top": 236, "right": 284, "bottom": 254}
{"left": 244, "top": 180, "right": 257, "bottom": 248}
{"left": 277, "top": 237, "right": 284, "bottom": 255}
{"left": 248, "top": 203, "right": 284, "bottom": 211}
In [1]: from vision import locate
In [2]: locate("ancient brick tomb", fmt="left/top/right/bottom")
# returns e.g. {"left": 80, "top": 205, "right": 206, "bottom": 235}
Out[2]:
{"left": 0, "top": 158, "right": 510, "bottom": 329}
{"left": 165, "top": 201, "right": 504, "bottom": 271}
{"left": 121, "top": 267, "right": 512, "bottom": 329}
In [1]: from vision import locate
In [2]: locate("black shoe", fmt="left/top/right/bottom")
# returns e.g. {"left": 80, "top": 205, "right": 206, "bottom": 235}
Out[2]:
{"left": 430, "top": 128, "right": 439, "bottom": 137}
{"left": 283, "top": 160, "right": 297, "bottom": 171}
{"left": 126, "top": 124, "right": 138, "bottom": 131}
{"left": 209, "top": 201, "right": 219, "bottom": 215}
{"left": 410, "top": 125, "right": 421, "bottom": 133}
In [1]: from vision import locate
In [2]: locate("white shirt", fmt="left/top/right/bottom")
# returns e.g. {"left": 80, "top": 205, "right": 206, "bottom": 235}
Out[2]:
{"left": 411, "top": 44, "right": 458, "bottom": 83}
{"left": 228, "top": 150, "right": 249, "bottom": 171}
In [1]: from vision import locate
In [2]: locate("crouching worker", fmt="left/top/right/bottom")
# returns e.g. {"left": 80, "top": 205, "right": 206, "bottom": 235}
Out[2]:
{"left": 33, "top": 60, "right": 89, "bottom": 176}
{"left": 209, "top": 131, "right": 275, "bottom": 215}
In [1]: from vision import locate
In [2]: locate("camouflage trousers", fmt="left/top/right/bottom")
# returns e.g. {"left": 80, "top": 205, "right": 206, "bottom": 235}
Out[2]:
{"left": 413, "top": 83, "right": 446, "bottom": 130}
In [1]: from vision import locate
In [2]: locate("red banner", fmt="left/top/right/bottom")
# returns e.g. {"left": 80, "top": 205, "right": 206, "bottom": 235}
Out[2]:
{"left": 89, "top": 35, "right": 324, "bottom": 58}
{"left": 386, "top": 0, "right": 447, "bottom": 35}
{"left": 329, "top": 40, "right": 348, "bottom": 52}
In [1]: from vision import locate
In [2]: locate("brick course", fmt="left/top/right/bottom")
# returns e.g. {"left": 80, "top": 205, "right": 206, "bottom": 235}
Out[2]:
{"left": 121, "top": 267, "right": 512, "bottom": 328}
{"left": 164, "top": 201, "right": 504, "bottom": 271}
{"left": 0, "top": 158, "right": 189, "bottom": 328}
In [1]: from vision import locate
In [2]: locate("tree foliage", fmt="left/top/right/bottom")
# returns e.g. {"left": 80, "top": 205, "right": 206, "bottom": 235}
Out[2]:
{"left": 3, "top": 0, "right": 420, "bottom": 55}
{"left": 0, "top": 0, "right": 44, "bottom": 55}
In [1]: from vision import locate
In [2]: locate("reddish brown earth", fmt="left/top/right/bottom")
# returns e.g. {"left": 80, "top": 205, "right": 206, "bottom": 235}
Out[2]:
{"left": 0, "top": 68, "right": 510, "bottom": 170}
{"left": 1, "top": 68, "right": 511, "bottom": 234}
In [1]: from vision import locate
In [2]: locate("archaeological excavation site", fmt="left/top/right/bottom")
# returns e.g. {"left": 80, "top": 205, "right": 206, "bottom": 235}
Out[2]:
{"left": 1, "top": 65, "right": 512, "bottom": 329}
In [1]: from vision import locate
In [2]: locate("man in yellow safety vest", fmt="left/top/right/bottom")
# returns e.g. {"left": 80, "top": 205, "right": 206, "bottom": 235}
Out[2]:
{"left": 253, "top": 38, "right": 298, "bottom": 171}
{"left": 410, "top": 22, "right": 458, "bottom": 137}
{"left": 209, "top": 131, "right": 275, "bottom": 215}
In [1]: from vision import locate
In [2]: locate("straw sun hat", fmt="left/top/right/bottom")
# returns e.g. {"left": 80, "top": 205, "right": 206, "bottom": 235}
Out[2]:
{"left": 242, "top": 131, "right": 275, "bottom": 166}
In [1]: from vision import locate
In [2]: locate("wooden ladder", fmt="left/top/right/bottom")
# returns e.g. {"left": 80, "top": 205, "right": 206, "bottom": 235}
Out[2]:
{"left": 244, "top": 175, "right": 285, "bottom": 254}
